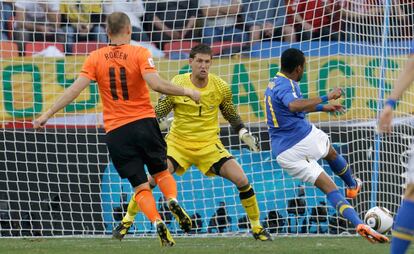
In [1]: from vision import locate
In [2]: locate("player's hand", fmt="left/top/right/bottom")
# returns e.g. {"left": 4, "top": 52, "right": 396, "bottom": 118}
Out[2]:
{"left": 239, "top": 128, "right": 260, "bottom": 152}
{"left": 378, "top": 105, "right": 394, "bottom": 133}
{"left": 327, "top": 88, "right": 343, "bottom": 100}
{"left": 323, "top": 104, "right": 346, "bottom": 113}
{"left": 158, "top": 116, "right": 174, "bottom": 131}
{"left": 33, "top": 113, "right": 50, "bottom": 130}
{"left": 184, "top": 88, "right": 201, "bottom": 103}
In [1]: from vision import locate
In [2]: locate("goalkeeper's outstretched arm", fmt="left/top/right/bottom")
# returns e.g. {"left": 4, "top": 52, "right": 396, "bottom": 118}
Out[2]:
{"left": 219, "top": 84, "right": 259, "bottom": 152}
{"left": 219, "top": 85, "right": 245, "bottom": 134}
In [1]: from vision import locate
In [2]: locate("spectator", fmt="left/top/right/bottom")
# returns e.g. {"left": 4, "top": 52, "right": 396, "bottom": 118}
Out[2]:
{"left": 338, "top": 0, "right": 406, "bottom": 42}
{"left": 241, "top": 0, "right": 296, "bottom": 43}
{"left": 339, "top": 0, "right": 383, "bottom": 42}
{"left": 397, "top": 0, "right": 414, "bottom": 38}
{"left": 103, "top": 0, "right": 149, "bottom": 42}
{"left": 60, "top": 2, "right": 107, "bottom": 53}
{"left": 288, "top": 0, "right": 339, "bottom": 41}
{"left": 0, "top": 1, "right": 13, "bottom": 40}
{"left": 200, "top": 0, "right": 248, "bottom": 45}
{"left": 144, "top": 0, "right": 199, "bottom": 50}
{"left": 13, "top": 0, "right": 64, "bottom": 53}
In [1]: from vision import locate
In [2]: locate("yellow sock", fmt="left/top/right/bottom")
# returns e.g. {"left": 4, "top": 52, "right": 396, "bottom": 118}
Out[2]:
{"left": 239, "top": 184, "right": 261, "bottom": 228}
{"left": 122, "top": 195, "right": 141, "bottom": 223}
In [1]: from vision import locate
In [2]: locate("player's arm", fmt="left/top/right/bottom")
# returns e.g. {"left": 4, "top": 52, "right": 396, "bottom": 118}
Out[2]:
{"left": 155, "top": 95, "right": 174, "bottom": 131}
{"left": 288, "top": 87, "right": 344, "bottom": 113}
{"left": 378, "top": 54, "right": 414, "bottom": 133}
{"left": 219, "top": 84, "right": 259, "bottom": 152}
{"left": 143, "top": 73, "right": 200, "bottom": 103}
{"left": 387, "top": 55, "right": 414, "bottom": 102}
{"left": 33, "top": 76, "right": 91, "bottom": 129}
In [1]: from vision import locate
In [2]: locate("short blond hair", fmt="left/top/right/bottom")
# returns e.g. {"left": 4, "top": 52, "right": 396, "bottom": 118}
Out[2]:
{"left": 106, "top": 12, "right": 131, "bottom": 36}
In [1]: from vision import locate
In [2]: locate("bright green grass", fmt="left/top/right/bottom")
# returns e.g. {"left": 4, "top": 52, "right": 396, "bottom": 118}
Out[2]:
{"left": 2, "top": 237, "right": 413, "bottom": 254}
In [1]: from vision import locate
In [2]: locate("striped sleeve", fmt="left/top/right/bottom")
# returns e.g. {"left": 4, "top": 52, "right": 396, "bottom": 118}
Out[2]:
{"left": 217, "top": 78, "right": 245, "bottom": 133}
{"left": 155, "top": 95, "right": 174, "bottom": 118}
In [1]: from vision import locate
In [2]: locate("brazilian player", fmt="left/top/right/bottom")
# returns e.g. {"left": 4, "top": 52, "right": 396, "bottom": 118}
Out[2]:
{"left": 378, "top": 47, "right": 414, "bottom": 253}
{"left": 265, "top": 48, "right": 389, "bottom": 243}
{"left": 114, "top": 44, "right": 272, "bottom": 241}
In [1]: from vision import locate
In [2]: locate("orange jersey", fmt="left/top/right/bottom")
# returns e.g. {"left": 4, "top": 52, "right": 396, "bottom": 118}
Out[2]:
{"left": 80, "top": 44, "right": 157, "bottom": 132}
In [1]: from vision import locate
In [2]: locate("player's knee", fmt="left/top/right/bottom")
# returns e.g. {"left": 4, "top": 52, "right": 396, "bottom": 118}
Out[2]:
{"left": 167, "top": 157, "right": 179, "bottom": 174}
{"left": 232, "top": 174, "right": 249, "bottom": 188}
{"left": 148, "top": 175, "right": 156, "bottom": 189}
{"left": 314, "top": 172, "right": 338, "bottom": 194}
{"left": 325, "top": 146, "right": 338, "bottom": 161}
{"left": 134, "top": 182, "right": 151, "bottom": 194}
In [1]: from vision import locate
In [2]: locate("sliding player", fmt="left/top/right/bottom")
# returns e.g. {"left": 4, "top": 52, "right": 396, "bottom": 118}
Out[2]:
{"left": 265, "top": 48, "right": 389, "bottom": 243}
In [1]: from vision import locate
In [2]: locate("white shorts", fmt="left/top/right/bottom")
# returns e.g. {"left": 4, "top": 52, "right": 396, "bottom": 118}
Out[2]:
{"left": 276, "top": 125, "right": 330, "bottom": 184}
{"left": 407, "top": 144, "right": 414, "bottom": 184}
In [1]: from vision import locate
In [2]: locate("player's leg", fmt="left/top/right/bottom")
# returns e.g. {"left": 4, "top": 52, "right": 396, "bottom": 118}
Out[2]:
{"left": 114, "top": 167, "right": 175, "bottom": 245}
{"left": 391, "top": 153, "right": 414, "bottom": 254}
{"left": 150, "top": 167, "right": 192, "bottom": 233}
{"left": 115, "top": 159, "right": 179, "bottom": 239}
{"left": 162, "top": 157, "right": 193, "bottom": 233}
{"left": 129, "top": 140, "right": 193, "bottom": 233}
{"left": 217, "top": 158, "right": 272, "bottom": 241}
{"left": 324, "top": 145, "right": 362, "bottom": 199}
{"left": 113, "top": 194, "right": 141, "bottom": 240}
{"left": 276, "top": 128, "right": 388, "bottom": 243}
{"left": 133, "top": 178, "right": 175, "bottom": 247}
{"left": 314, "top": 171, "right": 362, "bottom": 226}
{"left": 107, "top": 119, "right": 175, "bottom": 246}
{"left": 143, "top": 119, "right": 192, "bottom": 233}
{"left": 313, "top": 171, "right": 387, "bottom": 243}
{"left": 117, "top": 159, "right": 175, "bottom": 234}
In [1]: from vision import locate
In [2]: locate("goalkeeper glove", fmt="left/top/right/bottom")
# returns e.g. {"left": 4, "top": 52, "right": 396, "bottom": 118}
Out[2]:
{"left": 158, "top": 116, "right": 174, "bottom": 131}
{"left": 239, "top": 128, "right": 260, "bottom": 152}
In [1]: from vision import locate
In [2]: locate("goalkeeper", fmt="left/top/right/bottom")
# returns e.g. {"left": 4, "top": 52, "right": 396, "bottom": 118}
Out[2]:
{"left": 114, "top": 43, "right": 271, "bottom": 241}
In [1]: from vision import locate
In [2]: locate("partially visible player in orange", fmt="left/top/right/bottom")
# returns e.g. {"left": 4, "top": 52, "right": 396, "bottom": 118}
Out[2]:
{"left": 33, "top": 12, "right": 200, "bottom": 247}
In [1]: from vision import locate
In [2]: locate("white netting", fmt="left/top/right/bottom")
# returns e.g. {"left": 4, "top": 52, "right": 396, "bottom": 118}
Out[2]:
{"left": 0, "top": 0, "right": 413, "bottom": 237}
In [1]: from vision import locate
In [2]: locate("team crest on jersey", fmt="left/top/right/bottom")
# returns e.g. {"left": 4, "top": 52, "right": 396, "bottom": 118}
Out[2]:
{"left": 148, "top": 58, "right": 155, "bottom": 67}
{"left": 207, "top": 91, "right": 220, "bottom": 105}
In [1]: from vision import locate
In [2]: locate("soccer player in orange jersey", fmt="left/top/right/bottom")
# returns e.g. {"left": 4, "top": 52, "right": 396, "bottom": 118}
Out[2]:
{"left": 33, "top": 12, "right": 200, "bottom": 247}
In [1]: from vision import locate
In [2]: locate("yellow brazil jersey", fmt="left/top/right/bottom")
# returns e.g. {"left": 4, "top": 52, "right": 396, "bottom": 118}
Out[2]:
{"left": 61, "top": 1, "right": 102, "bottom": 24}
{"left": 155, "top": 73, "right": 243, "bottom": 149}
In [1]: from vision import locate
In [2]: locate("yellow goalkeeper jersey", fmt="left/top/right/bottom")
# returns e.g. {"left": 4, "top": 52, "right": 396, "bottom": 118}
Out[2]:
{"left": 156, "top": 73, "right": 244, "bottom": 149}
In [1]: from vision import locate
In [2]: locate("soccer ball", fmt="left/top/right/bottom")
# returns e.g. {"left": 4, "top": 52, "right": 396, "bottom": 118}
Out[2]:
{"left": 364, "top": 206, "right": 394, "bottom": 233}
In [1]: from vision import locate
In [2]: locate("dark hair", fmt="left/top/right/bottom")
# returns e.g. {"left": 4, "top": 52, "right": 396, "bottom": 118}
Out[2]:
{"left": 280, "top": 48, "right": 305, "bottom": 73}
{"left": 189, "top": 44, "right": 213, "bottom": 59}
{"left": 107, "top": 12, "right": 131, "bottom": 35}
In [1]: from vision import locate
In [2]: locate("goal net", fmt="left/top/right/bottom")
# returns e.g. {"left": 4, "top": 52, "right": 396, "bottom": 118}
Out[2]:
{"left": 0, "top": 0, "right": 413, "bottom": 237}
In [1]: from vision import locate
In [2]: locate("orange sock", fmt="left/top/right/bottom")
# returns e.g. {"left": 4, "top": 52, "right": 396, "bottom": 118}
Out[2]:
{"left": 154, "top": 170, "right": 177, "bottom": 200}
{"left": 134, "top": 189, "right": 161, "bottom": 223}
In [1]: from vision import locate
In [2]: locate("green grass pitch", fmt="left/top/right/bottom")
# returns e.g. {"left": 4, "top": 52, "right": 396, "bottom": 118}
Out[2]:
{"left": 1, "top": 237, "right": 414, "bottom": 254}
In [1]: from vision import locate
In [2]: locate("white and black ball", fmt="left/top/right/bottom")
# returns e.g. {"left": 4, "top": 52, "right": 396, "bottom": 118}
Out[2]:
{"left": 364, "top": 206, "right": 393, "bottom": 234}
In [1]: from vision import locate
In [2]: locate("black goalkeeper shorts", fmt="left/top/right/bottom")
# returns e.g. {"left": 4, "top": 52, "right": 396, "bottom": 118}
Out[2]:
{"left": 105, "top": 117, "right": 168, "bottom": 186}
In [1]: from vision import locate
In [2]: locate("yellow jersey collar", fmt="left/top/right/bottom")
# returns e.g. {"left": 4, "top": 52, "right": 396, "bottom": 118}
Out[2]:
{"left": 276, "top": 72, "right": 290, "bottom": 80}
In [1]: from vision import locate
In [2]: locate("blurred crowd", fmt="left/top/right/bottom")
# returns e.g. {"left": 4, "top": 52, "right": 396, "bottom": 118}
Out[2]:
{"left": 0, "top": 0, "right": 413, "bottom": 56}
